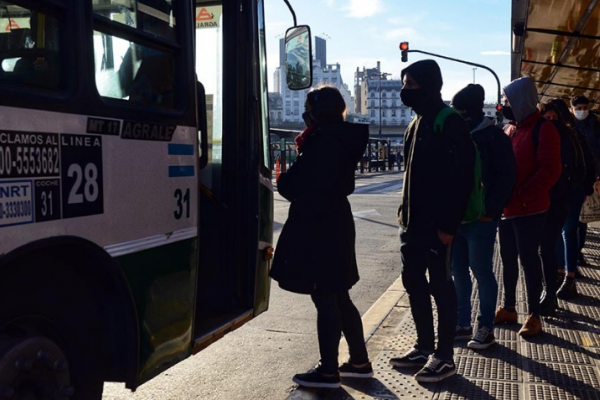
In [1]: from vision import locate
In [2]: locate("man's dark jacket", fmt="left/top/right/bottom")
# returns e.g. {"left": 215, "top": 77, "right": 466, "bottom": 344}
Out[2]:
{"left": 398, "top": 61, "right": 475, "bottom": 247}
{"left": 270, "top": 121, "right": 368, "bottom": 294}
{"left": 575, "top": 113, "right": 600, "bottom": 177}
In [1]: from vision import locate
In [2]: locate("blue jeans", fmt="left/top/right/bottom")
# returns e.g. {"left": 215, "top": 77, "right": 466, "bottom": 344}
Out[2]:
{"left": 451, "top": 219, "right": 499, "bottom": 330}
{"left": 557, "top": 186, "right": 585, "bottom": 273}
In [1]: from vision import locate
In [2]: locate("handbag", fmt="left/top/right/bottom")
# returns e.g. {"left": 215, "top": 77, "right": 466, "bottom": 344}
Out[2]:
{"left": 580, "top": 182, "right": 600, "bottom": 223}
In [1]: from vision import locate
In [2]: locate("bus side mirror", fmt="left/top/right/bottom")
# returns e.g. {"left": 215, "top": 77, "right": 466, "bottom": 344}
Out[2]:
{"left": 284, "top": 25, "right": 312, "bottom": 90}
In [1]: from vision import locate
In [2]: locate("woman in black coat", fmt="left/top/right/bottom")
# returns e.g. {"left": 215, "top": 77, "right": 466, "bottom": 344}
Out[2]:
{"left": 270, "top": 86, "right": 371, "bottom": 389}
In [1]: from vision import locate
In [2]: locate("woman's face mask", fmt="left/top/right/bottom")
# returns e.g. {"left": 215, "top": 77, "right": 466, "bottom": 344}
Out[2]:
{"left": 302, "top": 111, "right": 314, "bottom": 127}
{"left": 574, "top": 109, "right": 589, "bottom": 121}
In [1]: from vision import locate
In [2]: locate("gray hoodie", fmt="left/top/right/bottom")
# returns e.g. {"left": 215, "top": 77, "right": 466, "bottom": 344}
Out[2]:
{"left": 503, "top": 77, "right": 538, "bottom": 124}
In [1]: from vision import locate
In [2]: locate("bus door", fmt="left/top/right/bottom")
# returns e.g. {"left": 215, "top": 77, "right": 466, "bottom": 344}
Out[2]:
{"left": 194, "top": 0, "right": 258, "bottom": 344}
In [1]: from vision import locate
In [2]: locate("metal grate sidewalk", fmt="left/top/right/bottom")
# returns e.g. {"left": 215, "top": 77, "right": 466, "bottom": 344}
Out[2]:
{"left": 298, "top": 226, "right": 600, "bottom": 400}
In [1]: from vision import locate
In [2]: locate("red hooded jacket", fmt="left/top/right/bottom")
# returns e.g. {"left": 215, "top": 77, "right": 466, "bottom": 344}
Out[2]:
{"left": 503, "top": 111, "right": 561, "bottom": 217}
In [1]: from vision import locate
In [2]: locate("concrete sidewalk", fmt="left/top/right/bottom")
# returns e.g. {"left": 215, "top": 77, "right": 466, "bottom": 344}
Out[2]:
{"left": 287, "top": 227, "right": 600, "bottom": 400}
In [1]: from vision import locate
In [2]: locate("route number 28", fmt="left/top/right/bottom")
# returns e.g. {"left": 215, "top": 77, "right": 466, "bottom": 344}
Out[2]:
{"left": 174, "top": 188, "right": 190, "bottom": 219}
{"left": 67, "top": 163, "right": 99, "bottom": 204}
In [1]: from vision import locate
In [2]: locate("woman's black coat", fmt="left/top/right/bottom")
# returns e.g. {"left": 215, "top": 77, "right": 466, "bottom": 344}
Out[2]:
{"left": 270, "top": 121, "right": 369, "bottom": 294}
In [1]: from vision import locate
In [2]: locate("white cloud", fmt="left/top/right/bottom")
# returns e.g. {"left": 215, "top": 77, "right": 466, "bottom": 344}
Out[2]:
{"left": 344, "top": 0, "right": 384, "bottom": 18}
{"left": 385, "top": 27, "right": 418, "bottom": 40}
{"left": 481, "top": 51, "right": 510, "bottom": 55}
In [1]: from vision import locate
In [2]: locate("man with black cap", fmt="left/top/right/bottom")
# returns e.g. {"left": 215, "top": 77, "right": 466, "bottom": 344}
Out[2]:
{"left": 389, "top": 60, "right": 475, "bottom": 383}
{"left": 449, "top": 84, "right": 516, "bottom": 350}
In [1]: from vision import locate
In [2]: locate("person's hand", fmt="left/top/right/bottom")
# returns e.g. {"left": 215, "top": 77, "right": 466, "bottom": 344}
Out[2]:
{"left": 437, "top": 230, "right": 454, "bottom": 245}
{"left": 479, "top": 216, "right": 493, "bottom": 223}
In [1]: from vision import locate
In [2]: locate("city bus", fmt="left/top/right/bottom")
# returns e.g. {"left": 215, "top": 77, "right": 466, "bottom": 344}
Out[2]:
{"left": 0, "top": 0, "right": 311, "bottom": 398}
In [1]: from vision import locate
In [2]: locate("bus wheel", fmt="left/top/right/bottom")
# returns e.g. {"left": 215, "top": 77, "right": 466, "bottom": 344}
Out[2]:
{"left": 0, "top": 335, "right": 73, "bottom": 399}
{"left": 0, "top": 256, "right": 105, "bottom": 400}
{"left": 0, "top": 326, "right": 104, "bottom": 400}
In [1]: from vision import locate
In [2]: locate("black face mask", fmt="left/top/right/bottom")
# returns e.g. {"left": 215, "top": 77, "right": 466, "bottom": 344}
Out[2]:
{"left": 502, "top": 106, "right": 515, "bottom": 121}
{"left": 302, "top": 111, "right": 314, "bottom": 127}
{"left": 400, "top": 88, "right": 427, "bottom": 111}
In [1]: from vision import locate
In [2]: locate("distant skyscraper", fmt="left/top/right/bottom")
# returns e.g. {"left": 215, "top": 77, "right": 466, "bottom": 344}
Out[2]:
{"left": 279, "top": 38, "right": 285, "bottom": 67}
{"left": 315, "top": 36, "right": 327, "bottom": 67}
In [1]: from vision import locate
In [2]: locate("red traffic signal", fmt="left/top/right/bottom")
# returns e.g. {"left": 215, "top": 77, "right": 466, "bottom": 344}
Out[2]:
{"left": 400, "top": 42, "right": 409, "bottom": 62}
{"left": 495, "top": 104, "right": 502, "bottom": 111}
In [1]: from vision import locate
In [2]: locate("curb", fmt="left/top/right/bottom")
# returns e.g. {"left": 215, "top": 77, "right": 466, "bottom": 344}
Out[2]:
{"left": 285, "top": 277, "right": 406, "bottom": 399}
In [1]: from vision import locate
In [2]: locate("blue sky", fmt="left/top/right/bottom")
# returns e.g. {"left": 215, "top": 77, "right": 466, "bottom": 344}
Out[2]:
{"left": 264, "top": 0, "right": 510, "bottom": 104}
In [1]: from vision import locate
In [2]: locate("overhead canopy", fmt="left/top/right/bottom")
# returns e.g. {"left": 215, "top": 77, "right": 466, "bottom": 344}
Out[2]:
{"left": 511, "top": 0, "right": 600, "bottom": 110}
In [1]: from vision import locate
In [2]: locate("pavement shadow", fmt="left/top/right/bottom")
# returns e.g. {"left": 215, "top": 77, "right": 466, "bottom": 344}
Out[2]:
{"left": 441, "top": 374, "right": 505, "bottom": 400}
{"left": 334, "top": 378, "right": 403, "bottom": 399}
{"left": 502, "top": 330, "right": 600, "bottom": 396}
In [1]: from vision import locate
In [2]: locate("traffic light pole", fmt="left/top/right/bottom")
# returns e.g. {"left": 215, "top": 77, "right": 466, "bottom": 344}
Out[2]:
{"left": 405, "top": 49, "right": 502, "bottom": 106}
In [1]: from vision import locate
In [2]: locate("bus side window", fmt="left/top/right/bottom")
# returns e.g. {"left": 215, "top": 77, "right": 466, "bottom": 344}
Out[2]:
{"left": 0, "top": 5, "right": 61, "bottom": 89}
{"left": 93, "top": 32, "right": 175, "bottom": 108}
{"left": 92, "top": 0, "right": 176, "bottom": 42}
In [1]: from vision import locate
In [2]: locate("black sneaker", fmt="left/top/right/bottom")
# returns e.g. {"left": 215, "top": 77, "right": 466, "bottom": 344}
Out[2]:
{"left": 414, "top": 355, "right": 456, "bottom": 383}
{"left": 455, "top": 325, "right": 473, "bottom": 340}
{"left": 467, "top": 326, "right": 496, "bottom": 350}
{"left": 539, "top": 294, "right": 558, "bottom": 316}
{"left": 390, "top": 347, "right": 431, "bottom": 368}
{"left": 557, "top": 276, "right": 578, "bottom": 300}
{"left": 292, "top": 368, "right": 341, "bottom": 389}
{"left": 339, "top": 362, "right": 374, "bottom": 378}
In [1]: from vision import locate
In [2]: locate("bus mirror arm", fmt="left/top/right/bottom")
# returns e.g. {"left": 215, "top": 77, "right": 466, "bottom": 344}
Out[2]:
{"left": 197, "top": 80, "right": 209, "bottom": 170}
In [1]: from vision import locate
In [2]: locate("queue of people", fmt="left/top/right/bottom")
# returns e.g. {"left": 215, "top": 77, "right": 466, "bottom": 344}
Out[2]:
{"left": 270, "top": 62, "right": 600, "bottom": 389}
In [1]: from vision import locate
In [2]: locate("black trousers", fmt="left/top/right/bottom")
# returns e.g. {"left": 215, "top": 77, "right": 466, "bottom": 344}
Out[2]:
{"left": 400, "top": 238, "right": 457, "bottom": 361}
{"left": 499, "top": 213, "right": 546, "bottom": 315}
{"left": 540, "top": 203, "right": 568, "bottom": 295}
{"left": 310, "top": 290, "right": 369, "bottom": 374}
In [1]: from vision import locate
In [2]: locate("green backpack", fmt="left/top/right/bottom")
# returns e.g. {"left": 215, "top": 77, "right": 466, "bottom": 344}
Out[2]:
{"left": 434, "top": 107, "right": 485, "bottom": 224}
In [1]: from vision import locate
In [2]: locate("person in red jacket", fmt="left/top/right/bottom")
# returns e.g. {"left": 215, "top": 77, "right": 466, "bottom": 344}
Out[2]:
{"left": 494, "top": 77, "right": 561, "bottom": 337}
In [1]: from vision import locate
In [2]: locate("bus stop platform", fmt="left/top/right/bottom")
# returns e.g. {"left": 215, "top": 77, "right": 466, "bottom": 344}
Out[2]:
{"left": 288, "top": 226, "right": 600, "bottom": 400}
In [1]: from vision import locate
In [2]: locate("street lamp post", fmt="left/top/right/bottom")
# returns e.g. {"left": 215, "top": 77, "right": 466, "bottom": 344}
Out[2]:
{"left": 473, "top": 67, "right": 477, "bottom": 84}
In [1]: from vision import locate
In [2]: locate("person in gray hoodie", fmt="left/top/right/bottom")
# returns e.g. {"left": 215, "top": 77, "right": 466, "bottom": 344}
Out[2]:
{"left": 450, "top": 84, "right": 516, "bottom": 350}
{"left": 494, "top": 77, "right": 561, "bottom": 337}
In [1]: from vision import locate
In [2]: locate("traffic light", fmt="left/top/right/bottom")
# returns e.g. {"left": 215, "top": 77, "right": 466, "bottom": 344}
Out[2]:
{"left": 495, "top": 104, "right": 503, "bottom": 124}
{"left": 399, "top": 42, "right": 409, "bottom": 62}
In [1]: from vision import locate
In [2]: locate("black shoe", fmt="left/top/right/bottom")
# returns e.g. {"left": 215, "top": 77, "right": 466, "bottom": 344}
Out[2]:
{"left": 557, "top": 277, "right": 578, "bottom": 300}
{"left": 293, "top": 368, "right": 341, "bottom": 389}
{"left": 540, "top": 294, "right": 558, "bottom": 316}
{"left": 339, "top": 362, "right": 374, "bottom": 378}
{"left": 414, "top": 355, "right": 456, "bottom": 383}
{"left": 467, "top": 326, "right": 496, "bottom": 350}
{"left": 454, "top": 325, "right": 473, "bottom": 340}
{"left": 390, "top": 347, "right": 431, "bottom": 368}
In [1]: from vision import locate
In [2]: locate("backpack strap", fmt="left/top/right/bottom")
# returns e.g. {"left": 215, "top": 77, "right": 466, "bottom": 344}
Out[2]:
{"left": 434, "top": 107, "right": 460, "bottom": 134}
{"left": 531, "top": 117, "right": 548, "bottom": 149}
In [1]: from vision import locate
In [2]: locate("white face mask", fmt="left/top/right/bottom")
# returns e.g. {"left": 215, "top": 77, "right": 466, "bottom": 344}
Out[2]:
{"left": 574, "top": 109, "right": 589, "bottom": 120}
